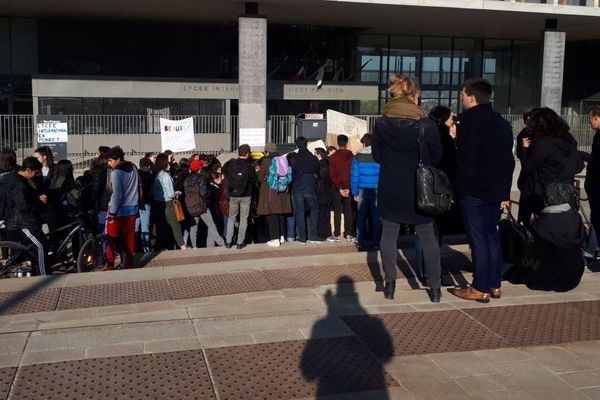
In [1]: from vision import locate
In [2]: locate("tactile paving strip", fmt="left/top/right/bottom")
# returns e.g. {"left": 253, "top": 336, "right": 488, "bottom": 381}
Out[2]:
{"left": 568, "top": 300, "right": 600, "bottom": 319}
{"left": 342, "top": 310, "right": 509, "bottom": 357}
{"left": 0, "top": 367, "right": 16, "bottom": 400}
{"left": 464, "top": 302, "right": 600, "bottom": 347}
{"left": 0, "top": 288, "right": 61, "bottom": 315}
{"left": 168, "top": 271, "right": 272, "bottom": 300}
{"left": 56, "top": 280, "right": 172, "bottom": 310}
{"left": 10, "top": 350, "right": 216, "bottom": 400}
{"left": 149, "top": 245, "right": 357, "bottom": 267}
{"left": 264, "top": 263, "right": 377, "bottom": 290}
{"left": 205, "top": 337, "right": 398, "bottom": 400}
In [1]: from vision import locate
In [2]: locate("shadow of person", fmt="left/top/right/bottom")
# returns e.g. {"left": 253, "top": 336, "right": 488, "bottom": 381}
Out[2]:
{"left": 300, "top": 276, "right": 395, "bottom": 399}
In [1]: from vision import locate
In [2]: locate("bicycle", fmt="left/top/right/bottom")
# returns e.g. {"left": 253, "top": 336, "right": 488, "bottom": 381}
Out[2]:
{"left": 0, "top": 211, "right": 125, "bottom": 278}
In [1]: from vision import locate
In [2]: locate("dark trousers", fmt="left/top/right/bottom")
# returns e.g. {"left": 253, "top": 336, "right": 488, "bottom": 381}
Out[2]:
{"left": 266, "top": 214, "right": 286, "bottom": 241}
{"left": 292, "top": 190, "right": 318, "bottom": 241}
{"left": 332, "top": 190, "right": 353, "bottom": 237}
{"left": 587, "top": 185, "right": 600, "bottom": 250}
{"left": 356, "top": 189, "right": 381, "bottom": 246}
{"left": 317, "top": 200, "right": 332, "bottom": 239}
{"left": 460, "top": 196, "right": 503, "bottom": 293}
{"left": 380, "top": 219, "right": 440, "bottom": 288}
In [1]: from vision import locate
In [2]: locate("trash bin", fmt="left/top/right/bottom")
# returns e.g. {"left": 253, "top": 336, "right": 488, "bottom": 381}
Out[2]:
{"left": 296, "top": 113, "right": 326, "bottom": 140}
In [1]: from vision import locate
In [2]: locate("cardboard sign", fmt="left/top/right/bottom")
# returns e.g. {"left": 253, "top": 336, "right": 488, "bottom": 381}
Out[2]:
{"left": 326, "top": 110, "right": 368, "bottom": 154}
{"left": 160, "top": 117, "right": 196, "bottom": 153}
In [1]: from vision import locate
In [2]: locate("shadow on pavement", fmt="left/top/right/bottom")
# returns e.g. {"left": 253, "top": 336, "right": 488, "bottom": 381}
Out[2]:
{"left": 300, "top": 276, "right": 394, "bottom": 399}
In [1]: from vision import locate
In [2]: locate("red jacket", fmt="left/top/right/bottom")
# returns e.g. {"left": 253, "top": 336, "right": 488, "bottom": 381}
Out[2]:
{"left": 329, "top": 148, "right": 354, "bottom": 190}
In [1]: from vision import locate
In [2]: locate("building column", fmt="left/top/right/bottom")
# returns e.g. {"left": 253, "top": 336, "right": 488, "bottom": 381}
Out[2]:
{"left": 238, "top": 15, "right": 267, "bottom": 150}
{"left": 540, "top": 25, "right": 566, "bottom": 114}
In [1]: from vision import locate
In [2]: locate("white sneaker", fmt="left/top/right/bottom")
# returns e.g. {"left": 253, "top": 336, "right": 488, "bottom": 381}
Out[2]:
{"left": 280, "top": 236, "right": 286, "bottom": 244}
{"left": 267, "top": 239, "right": 281, "bottom": 248}
{"left": 326, "top": 236, "right": 341, "bottom": 243}
{"left": 346, "top": 235, "right": 356, "bottom": 243}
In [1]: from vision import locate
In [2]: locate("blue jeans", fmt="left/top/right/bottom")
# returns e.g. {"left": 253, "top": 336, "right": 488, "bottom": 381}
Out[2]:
{"left": 460, "top": 196, "right": 503, "bottom": 293}
{"left": 292, "top": 190, "right": 318, "bottom": 241}
{"left": 356, "top": 189, "right": 381, "bottom": 246}
{"left": 135, "top": 204, "right": 151, "bottom": 252}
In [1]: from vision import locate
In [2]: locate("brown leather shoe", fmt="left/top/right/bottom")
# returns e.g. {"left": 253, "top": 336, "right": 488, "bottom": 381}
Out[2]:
{"left": 448, "top": 287, "right": 490, "bottom": 303}
{"left": 490, "top": 288, "right": 501, "bottom": 299}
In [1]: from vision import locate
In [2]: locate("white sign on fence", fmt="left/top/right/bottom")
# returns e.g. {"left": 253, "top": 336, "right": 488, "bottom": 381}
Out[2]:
{"left": 37, "top": 122, "right": 68, "bottom": 144}
{"left": 239, "top": 128, "right": 266, "bottom": 148}
{"left": 160, "top": 117, "right": 195, "bottom": 152}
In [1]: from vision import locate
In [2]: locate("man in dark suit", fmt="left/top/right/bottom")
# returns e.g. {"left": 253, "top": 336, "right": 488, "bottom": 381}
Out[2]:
{"left": 449, "top": 79, "right": 515, "bottom": 303}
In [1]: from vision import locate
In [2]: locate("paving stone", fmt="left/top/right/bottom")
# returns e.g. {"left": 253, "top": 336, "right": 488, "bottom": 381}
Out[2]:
{"left": 263, "top": 263, "right": 374, "bottom": 290}
{"left": 143, "top": 338, "right": 202, "bottom": 354}
{"left": 558, "top": 369, "right": 600, "bottom": 389}
{"left": 0, "top": 288, "right": 60, "bottom": 315}
{"left": 0, "top": 353, "right": 21, "bottom": 368}
{"left": 251, "top": 329, "right": 305, "bottom": 344}
{"left": 205, "top": 337, "right": 399, "bottom": 400}
{"left": 429, "top": 351, "right": 498, "bottom": 378}
{"left": 0, "top": 332, "right": 29, "bottom": 355}
{"left": 560, "top": 341, "right": 600, "bottom": 368}
{"left": 523, "top": 346, "right": 595, "bottom": 373}
{"left": 464, "top": 303, "right": 600, "bottom": 347}
{"left": 453, "top": 374, "right": 510, "bottom": 394}
{"left": 342, "top": 310, "right": 508, "bottom": 358}
{"left": 0, "top": 367, "right": 16, "bottom": 400}
{"left": 169, "top": 271, "right": 271, "bottom": 299}
{"left": 580, "top": 386, "right": 600, "bottom": 400}
{"left": 385, "top": 355, "right": 471, "bottom": 400}
{"left": 57, "top": 280, "right": 172, "bottom": 310}
{"left": 84, "top": 343, "right": 145, "bottom": 359}
{"left": 20, "top": 348, "right": 86, "bottom": 366}
{"left": 474, "top": 348, "right": 535, "bottom": 364}
{"left": 12, "top": 350, "right": 216, "bottom": 399}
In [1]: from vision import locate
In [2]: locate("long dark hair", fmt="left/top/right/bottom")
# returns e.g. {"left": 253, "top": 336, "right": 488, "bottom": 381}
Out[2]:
{"left": 34, "top": 146, "right": 55, "bottom": 167}
{"left": 527, "top": 107, "right": 572, "bottom": 140}
{"left": 428, "top": 105, "right": 452, "bottom": 129}
{"left": 154, "top": 153, "right": 170, "bottom": 174}
{"left": 0, "top": 148, "right": 17, "bottom": 172}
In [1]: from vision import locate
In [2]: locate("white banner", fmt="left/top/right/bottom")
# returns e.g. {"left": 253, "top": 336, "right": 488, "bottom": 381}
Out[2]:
{"left": 160, "top": 117, "right": 196, "bottom": 153}
{"left": 37, "top": 122, "right": 68, "bottom": 143}
{"left": 239, "top": 128, "right": 266, "bottom": 148}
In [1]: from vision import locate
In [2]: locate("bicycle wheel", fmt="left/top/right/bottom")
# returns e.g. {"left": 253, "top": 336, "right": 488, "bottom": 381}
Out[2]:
{"left": 76, "top": 234, "right": 125, "bottom": 273}
{"left": 0, "top": 241, "right": 36, "bottom": 278}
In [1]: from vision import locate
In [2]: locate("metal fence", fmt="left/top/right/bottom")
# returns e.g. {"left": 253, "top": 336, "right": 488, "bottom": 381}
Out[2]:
{"left": 0, "top": 113, "right": 595, "bottom": 163}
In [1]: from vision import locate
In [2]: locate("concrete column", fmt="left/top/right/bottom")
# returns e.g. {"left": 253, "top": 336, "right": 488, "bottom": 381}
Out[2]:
{"left": 540, "top": 30, "right": 566, "bottom": 114}
{"left": 238, "top": 16, "right": 267, "bottom": 150}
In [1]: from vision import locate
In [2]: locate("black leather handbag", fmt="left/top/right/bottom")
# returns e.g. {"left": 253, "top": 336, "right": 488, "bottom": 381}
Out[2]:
{"left": 416, "top": 123, "right": 454, "bottom": 215}
{"left": 498, "top": 209, "right": 537, "bottom": 268}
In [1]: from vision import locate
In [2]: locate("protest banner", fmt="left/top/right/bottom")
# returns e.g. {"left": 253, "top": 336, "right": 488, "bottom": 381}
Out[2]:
{"left": 160, "top": 117, "right": 196, "bottom": 152}
{"left": 326, "top": 110, "right": 368, "bottom": 154}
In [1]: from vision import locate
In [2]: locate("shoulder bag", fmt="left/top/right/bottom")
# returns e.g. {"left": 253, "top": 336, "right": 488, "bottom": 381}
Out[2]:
{"left": 416, "top": 123, "right": 454, "bottom": 215}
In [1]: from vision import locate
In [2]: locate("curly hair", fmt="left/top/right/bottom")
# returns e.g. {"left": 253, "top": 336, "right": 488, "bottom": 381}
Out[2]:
{"left": 527, "top": 107, "right": 572, "bottom": 140}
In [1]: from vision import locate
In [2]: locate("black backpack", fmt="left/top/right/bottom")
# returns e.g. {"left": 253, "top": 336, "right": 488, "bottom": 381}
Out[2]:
{"left": 227, "top": 159, "right": 250, "bottom": 197}
{"left": 184, "top": 174, "right": 208, "bottom": 217}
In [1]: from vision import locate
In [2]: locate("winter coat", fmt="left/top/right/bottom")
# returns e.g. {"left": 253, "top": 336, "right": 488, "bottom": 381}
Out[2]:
{"left": 316, "top": 158, "right": 332, "bottom": 203}
{"left": 0, "top": 170, "right": 15, "bottom": 221}
{"left": 138, "top": 167, "right": 154, "bottom": 205}
{"left": 350, "top": 146, "right": 379, "bottom": 197}
{"left": 455, "top": 103, "right": 515, "bottom": 203}
{"left": 329, "top": 148, "right": 353, "bottom": 190}
{"left": 290, "top": 147, "right": 319, "bottom": 192}
{"left": 520, "top": 135, "right": 584, "bottom": 214}
{"left": 506, "top": 205, "right": 584, "bottom": 292}
{"left": 256, "top": 154, "right": 292, "bottom": 215}
{"left": 372, "top": 98, "right": 442, "bottom": 225}
{"left": 108, "top": 161, "right": 139, "bottom": 218}
{"left": 437, "top": 124, "right": 458, "bottom": 181}
{"left": 4, "top": 173, "right": 44, "bottom": 230}
{"left": 91, "top": 163, "right": 111, "bottom": 212}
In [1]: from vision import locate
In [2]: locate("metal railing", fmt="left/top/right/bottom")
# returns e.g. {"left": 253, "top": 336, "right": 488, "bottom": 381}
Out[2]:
{"left": 0, "top": 113, "right": 595, "bottom": 163}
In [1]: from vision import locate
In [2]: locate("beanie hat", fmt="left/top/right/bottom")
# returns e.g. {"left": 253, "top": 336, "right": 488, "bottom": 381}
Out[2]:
{"left": 190, "top": 159, "right": 203, "bottom": 172}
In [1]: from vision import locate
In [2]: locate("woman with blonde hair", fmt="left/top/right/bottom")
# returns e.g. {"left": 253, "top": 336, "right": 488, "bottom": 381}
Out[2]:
{"left": 372, "top": 74, "right": 443, "bottom": 302}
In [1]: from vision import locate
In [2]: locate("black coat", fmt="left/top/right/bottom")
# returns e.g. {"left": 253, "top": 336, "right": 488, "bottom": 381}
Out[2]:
{"left": 455, "top": 103, "right": 515, "bottom": 203}
{"left": 520, "top": 135, "right": 583, "bottom": 214}
{"left": 372, "top": 116, "right": 442, "bottom": 225}
{"left": 584, "top": 130, "right": 600, "bottom": 191}
{"left": 316, "top": 158, "right": 332, "bottom": 203}
{"left": 5, "top": 173, "right": 44, "bottom": 229}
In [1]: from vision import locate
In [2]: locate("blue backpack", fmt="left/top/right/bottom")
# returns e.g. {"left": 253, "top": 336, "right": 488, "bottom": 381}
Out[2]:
{"left": 267, "top": 156, "right": 292, "bottom": 192}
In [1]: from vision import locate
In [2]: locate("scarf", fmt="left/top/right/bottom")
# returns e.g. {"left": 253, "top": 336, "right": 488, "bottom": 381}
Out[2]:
{"left": 382, "top": 97, "right": 426, "bottom": 120}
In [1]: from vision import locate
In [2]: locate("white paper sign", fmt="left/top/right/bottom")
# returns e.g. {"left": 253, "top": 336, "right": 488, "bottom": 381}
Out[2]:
{"left": 37, "top": 122, "right": 68, "bottom": 143}
{"left": 307, "top": 140, "right": 326, "bottom": 153}
{"left": 160, "top": 117, "right": 196, "bottom": 153}
{"left": 239, "top": 128, "right": 266, "bottom": 148}
{"left": 326, "top": 110, "right": 368, "bottom": 138}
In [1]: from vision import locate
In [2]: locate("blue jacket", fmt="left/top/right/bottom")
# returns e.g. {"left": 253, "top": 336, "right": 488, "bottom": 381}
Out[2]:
{"left": 350, "top": 146, "right": 379, "bottom": 196}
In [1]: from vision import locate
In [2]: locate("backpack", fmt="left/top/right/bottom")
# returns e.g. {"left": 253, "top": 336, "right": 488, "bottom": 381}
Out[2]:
{"left": 267, "top": 156, "right": 292, "bottom": 192}
{"left": 184, "top": 173, "right": 208, "bottom": 217}
{"left": 227, "top": 159, "right": 250, "bottom": 197}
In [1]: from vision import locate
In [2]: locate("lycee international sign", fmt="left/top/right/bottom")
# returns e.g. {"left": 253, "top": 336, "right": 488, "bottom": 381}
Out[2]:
{"left": 36, "top": 118, "right": 68, "bottom": 161}
{"left": 160, "top": 117, "right": 196, "bottom": 152}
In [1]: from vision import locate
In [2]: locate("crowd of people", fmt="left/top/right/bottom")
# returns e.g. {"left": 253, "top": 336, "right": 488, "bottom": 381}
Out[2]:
{"left": 1, "top": 75, "right": 598, "bottom": 303}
